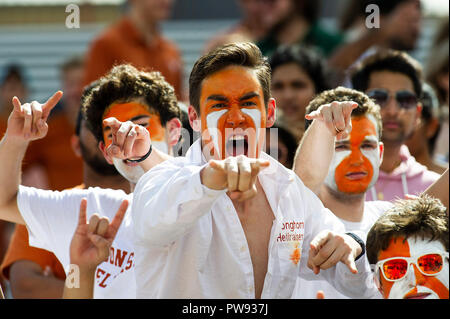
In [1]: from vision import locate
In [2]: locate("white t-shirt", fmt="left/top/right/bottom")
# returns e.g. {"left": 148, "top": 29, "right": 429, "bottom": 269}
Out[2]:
{"left": 131, "top": 140, "right": 378, "bottom": 299}
{"left": 17, "top": 185, "right": 136, "bottom": 299}
{"left": 292, "top": 200, "right": 393, "bottom": 299}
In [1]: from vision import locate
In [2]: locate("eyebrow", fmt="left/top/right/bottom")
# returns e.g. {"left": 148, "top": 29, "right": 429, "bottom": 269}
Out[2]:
{"left": 130, "top": 114, "right": 150, "bottom": 122}
{"left": 206, "top": 95, "right": 228, "bottom": 102}
{"left": 239, "top": 92, "right": 259, "bottom": 101}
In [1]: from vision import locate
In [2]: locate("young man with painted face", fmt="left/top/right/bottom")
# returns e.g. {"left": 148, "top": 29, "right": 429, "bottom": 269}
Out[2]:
{"left": 131, "top": 42, "right": 376, "bottom": 299}
{"left": 351, "top": 49, "right": 440, "bottom": 201}
{"left": 292, "top": 86, "right": 393, "bottom": 298}
{"left": 0, "top": 65, "right": 181, "bottom": 298}
{"left": 367, "top": 195, "right": 449, "bottom": 299}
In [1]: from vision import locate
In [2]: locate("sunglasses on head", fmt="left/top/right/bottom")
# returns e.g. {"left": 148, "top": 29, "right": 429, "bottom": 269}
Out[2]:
{"left": 373, "top": 252, "right": 449, "bottom": 282}
{"left": 367, "top": 89, "right": 418, "bottom": 110}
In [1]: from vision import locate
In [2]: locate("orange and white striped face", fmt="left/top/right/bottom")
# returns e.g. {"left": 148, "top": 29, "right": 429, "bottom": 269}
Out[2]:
{"left": 102, "top": 101, "right": 168, "bottom": 183}
{"left": 377, "top": 237, "right": 449, "bottom": 299}
{"left": 198, "top": 66, "right": 274, "bottom": 160}
{"left": 325, "top": 115, "right": 382, "bottom": 194}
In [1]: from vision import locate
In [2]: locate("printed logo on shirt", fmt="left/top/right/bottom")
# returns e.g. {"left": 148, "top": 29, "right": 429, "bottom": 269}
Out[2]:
{"left": 276, "top": 220, "right": 305, "bottom": 265}
{"left": 95, "top": 246, "right": 134, "bottom": 289}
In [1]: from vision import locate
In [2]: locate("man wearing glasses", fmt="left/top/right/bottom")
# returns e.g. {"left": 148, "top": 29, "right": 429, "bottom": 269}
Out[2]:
{"left": 351, "top": 49, "right": 440, "bottom": 201}
{"left": 367, "top": 195, "right": 448, "bottom": 299}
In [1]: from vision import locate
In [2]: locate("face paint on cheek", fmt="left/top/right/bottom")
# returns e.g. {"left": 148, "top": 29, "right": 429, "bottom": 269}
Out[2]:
{"left": 324, "top": 149, "right": 350, "bottom": 192}
{"left": 206, "top": 110, "right": 228, "bottom": 159}
{"left": 241, "top": 108, "right": 262, "bottom": 158}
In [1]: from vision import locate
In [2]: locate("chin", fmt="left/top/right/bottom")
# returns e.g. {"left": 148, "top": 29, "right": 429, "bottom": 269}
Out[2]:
{"left": 112, "top": 158, "right": 145, "bottom": 184}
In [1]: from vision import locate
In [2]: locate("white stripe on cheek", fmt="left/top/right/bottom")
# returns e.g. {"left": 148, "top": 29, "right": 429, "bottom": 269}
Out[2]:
{"left": 206, "top": 110, "right": 227, "bottom": 156}
{"left": 324, "top": 149, "right": 351, "bottom": 191}
{"left": 361, "top": 136, "right": 380, "bottom": 188}
{"left": 241, "top": 108, "right": 261, "bottom": 155}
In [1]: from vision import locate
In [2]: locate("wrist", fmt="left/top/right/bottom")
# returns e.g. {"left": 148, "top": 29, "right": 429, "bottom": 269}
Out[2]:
{"left": 345, "top": 232, "right": 365, "bottom": 261}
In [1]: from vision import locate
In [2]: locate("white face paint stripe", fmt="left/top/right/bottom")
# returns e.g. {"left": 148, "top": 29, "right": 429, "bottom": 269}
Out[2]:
{"left": 388, "top": 238, "right": 449, "bottom": 299}
{"left": 241, "top": 108, "right": 261, "bottom": 156}
{"left": 206, "top": 109, "right": 227, "bottom": 156}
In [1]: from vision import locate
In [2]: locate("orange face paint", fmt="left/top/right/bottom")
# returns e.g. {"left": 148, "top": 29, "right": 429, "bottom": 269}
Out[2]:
{"left": 102, "top": 101, "right": 166, "bottom": 148}
{"left": 377, "top": 237, "right": 449, "bottom": 299}
{"left": 325, "top": 115, "right": 380, "bottom": 194}
{"left": 199, "top": 66, "right": 266, "bottom": 159}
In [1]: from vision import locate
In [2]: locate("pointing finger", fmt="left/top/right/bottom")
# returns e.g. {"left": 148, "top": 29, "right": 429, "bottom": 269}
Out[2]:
{"left": 77, "top": 198, "right": 87, "bottom": 227}
{"left": 42, "top": 91, "right": 63, "bottom": 120}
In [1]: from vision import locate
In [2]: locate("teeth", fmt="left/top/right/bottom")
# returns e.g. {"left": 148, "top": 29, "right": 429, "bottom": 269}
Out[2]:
{"left": 229, "top": 135, "right": 245, "bottom": 141}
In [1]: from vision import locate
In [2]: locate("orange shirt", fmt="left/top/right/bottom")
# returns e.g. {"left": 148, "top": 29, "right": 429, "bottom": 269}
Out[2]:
{"left": 0, "top": 224, "right": 66, "bottom": 280}
{"left": 82, "top": 16, "right": 184, "bottom": 100}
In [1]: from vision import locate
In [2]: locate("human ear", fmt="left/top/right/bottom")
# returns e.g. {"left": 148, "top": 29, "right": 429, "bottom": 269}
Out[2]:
{"left": 70, "top": 135, "right": 82, "bottom": 158}
{"left": 188, "top": 105, "right": 201, "bottom": 132}
{"left": 265, "top": 98, "right": 277, "bottom": 128}
{"left": 166, "top": 117, "right": 182, "bottom": 147}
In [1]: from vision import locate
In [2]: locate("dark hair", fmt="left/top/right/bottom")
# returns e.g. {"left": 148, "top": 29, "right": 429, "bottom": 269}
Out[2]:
{"left": 304, "top": 86, "right": 382, "bottom": 137}
{"left": 76, "top": 80, "right": 101, "bottom": 136}
{"left": 269, "top": 44, "right": 332, "bottom": 94}
{"left": 366, "top": 195, "right": 449, "bottom": 265}
{"left": 350, "top": 49, "right": 423, "bottom": 98}
{"left": 189, "top": 42, "right": 271, "bottom": 113}
{"left": 269, "top": 123, "right": 298, "bottom": 168}
{"left": 0, "top": 64, "right": 27, "bottom": 87}
{"left": 82, "top": 64, "right": 180, "bottom": 142}
{"left": 60, "top": 56, "right": 84, "bottom": 74}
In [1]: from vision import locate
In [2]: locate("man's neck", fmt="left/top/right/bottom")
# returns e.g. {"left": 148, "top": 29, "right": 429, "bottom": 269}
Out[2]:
{"left": 380, "top": 143, "right": 403, "bottom": 173}
{"left": 319, "top": 186, "right": 365, "bottom": 222}
{"left": 128, "top": 8, "right": 158, "bottom": 46}
{"left": 83, "top": 165, "right": 131, "bottom": 193}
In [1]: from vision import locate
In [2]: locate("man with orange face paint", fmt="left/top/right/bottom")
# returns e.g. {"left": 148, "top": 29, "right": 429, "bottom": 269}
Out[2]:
{"left": 367, "top": 196, "right": 449, "bottom": 299}
{"left": 293, "top": 86, "right": 393, "bottom": 299}
{"left": 0, "top": 64, "right": 182, "bottom": 298}
{"left": 131, "top": 42, "right": 377, "bottom": 299}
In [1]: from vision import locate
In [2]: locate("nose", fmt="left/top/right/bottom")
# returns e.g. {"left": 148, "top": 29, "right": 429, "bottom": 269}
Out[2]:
{"left": 348, "top": 148, "right": 365, "bottom": 166}
{"left": 411, "top": 264, "right": 427, "bottom": 286}
{"left": 226, "top": 106, "right": 246, "bottom": 127}
{"left": 383, "top": 95, "right": 400, "bottom": 117}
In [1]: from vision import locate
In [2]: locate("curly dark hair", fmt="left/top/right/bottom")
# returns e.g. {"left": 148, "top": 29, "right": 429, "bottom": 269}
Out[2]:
{"left": 366, "top": 195, "right": 449, "bottom": 265}
{"left": 304, "top": 86, "right": 382, "bottom": 137}
{"left": 82, "top": 64, "right": 180, "bottom": 142}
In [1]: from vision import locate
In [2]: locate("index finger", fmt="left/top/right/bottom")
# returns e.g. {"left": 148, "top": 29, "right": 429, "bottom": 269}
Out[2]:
{"left": 42, "top": 91, "right": 63, "bottom": 120}
{"left": 77, "top": 198, "right": 88, "bottom": 227}
{"left": 107, "top": 199, "right": 129, "bottom": 240}
{"left": 12, "top": 96, "right": 22, "bottom": 113}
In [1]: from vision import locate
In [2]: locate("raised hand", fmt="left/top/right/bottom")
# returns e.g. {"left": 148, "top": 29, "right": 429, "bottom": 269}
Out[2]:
{"left": 307, "top": 230, "right": 361, "bottom": 275}
{"left": 69, "top": 198, "right": 128, "bottom": 271}
{"left": 305, "top": 101, "right": 357, "bottom": 140}
{"left": 103, "top": 117, "right": 151, "bottom": 160}
{"left": 7, "top": 91, "right": 63, "bottom": 141}
{"left": 200, "top": 155, "right": 270, "bottom": 201}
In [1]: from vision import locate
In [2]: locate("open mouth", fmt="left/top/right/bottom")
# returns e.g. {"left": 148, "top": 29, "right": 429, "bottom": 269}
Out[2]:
{"left": 225, "top": 135, "right": 249, "bottom": 157}
{"left": 345, "top": 171, "right": 368, "bottom": 180}
{"left": 403, "top": 292, "right": 431, "bottom": 299}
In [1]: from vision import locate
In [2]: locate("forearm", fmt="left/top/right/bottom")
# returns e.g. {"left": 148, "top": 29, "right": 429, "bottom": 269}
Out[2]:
{"left": 63, "top": 266, "right": 95, "bottom": 299}
{"left": 139, "top": 146, "right": 172, "bottom": 172}
{"left": 293, "top": 120, "right": 334, "bottom": 194}
{"left": 9, "top": 264, "right": 65, "bottom": 298}
{"left": 423, "top": 167, "right": 449, "bottom": 210}
{"left": 0, "top": 134, "right": 28, "bottom": 223}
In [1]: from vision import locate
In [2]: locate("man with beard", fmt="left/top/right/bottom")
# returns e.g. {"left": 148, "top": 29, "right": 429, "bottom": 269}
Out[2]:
{"left": 0, "top": 65, "right": 181, "bottom": 298}
{"left": 351, "top": 49, "right": 439, "bottom": 201}
{"left": 0, "top": 97, "right": 129, "bottom": 298}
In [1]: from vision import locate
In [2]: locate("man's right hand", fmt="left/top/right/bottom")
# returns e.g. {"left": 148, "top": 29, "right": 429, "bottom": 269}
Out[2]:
{"left": 7, "top": 91, "right": 63, "bottom": 142}
{"left": 200, "top": 155, "right": 270, "bottom": 202}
